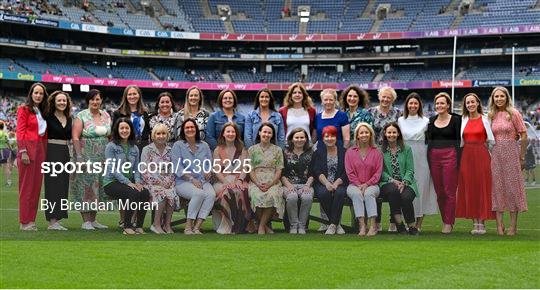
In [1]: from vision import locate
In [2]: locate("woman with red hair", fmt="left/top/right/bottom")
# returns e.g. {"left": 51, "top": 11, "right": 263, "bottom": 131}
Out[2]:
{"left": 311, "top": 125, "right": 349, "bottom": 235}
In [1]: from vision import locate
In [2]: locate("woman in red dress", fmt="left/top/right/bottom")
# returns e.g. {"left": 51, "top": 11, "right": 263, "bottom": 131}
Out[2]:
{"left": 456, "top": 93, "right": 495, "bottom": 234}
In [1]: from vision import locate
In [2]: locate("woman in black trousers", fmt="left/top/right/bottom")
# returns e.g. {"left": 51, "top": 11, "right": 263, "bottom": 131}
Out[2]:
{"left": 44, "top": 91, "right": 72, "bottom": 230}
{"left": 312, "top": 125, "right": 348, "bottom": 235}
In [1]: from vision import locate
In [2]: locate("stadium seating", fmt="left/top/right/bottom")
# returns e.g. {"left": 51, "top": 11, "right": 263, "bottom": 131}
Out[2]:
{"left": 2, "top": 0, "right": 540, "bottom": 34}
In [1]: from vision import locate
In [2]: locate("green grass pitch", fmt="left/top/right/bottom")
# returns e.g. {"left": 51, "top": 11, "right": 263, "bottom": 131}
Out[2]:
{"left": 0, "top": 169, "right": 539, "bottom": 288}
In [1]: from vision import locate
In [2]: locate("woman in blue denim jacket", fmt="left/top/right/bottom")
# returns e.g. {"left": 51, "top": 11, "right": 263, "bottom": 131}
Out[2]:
{"left": 104, "top": 117, "right": 151, "bottom": 235}
{"left": 205, "top": 89, "right": 245, "bottom": 150}
{"left": 244, "top": 88, "right": 285, "bottom": 148}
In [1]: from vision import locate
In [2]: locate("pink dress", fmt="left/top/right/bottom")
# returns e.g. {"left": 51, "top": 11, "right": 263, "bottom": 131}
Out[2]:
{"left": 490, "top": 110, "right": 528, "bottom": 212}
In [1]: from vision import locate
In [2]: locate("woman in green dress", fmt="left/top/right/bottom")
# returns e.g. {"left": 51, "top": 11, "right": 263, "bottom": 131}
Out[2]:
{"left": 71, "top": 89, "right": 112, "bottom": 230}
{"left": 248, "top": 122, "right": 284, "bottom": 235}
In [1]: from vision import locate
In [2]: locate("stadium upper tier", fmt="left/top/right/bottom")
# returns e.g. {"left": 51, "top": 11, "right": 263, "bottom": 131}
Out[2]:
{"left": 1, "top": 0, "right": 539, "bottom": 34}
{"left": 2, "top": 57, "right": 538, "bottom": 83}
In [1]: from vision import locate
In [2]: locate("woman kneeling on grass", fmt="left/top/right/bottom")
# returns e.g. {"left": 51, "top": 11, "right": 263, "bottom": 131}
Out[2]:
{"left": 141, "top": 124, "right": 179, "bottom": 234}
{"left": 104, "top": 118, "right": 151, "bottom": 235}
{"left": 172, "top": 118, "right": 216, "bottom": 235}
{"left": 345, "top": 123, "right": 383, "bottom": 237}
{"left": 248, "top": 122, "right": 285, "bottom": 234}
{"left": 281, "top": 127, "right": 314, "bottom": 235}
{"left": 379, "top": 122, "right": 419, "bottom": 235}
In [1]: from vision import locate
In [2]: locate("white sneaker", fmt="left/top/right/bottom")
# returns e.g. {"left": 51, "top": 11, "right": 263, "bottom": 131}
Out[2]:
{"left": 531, "top": 181, "right": 536, "bottom": 186}
{"left": 20, "top": 223, "right": 37, "bottom": 231}
{"left": 289, "top": 225, "right": 298, "bottom": 234}
{"left": 81, "top": 221, "right": 95, "bottom": 230}
{"left": 336, "top": 224, "right": 346, "bottom": 235}
{"left": 91, "top": 221, "right": 109, "bottom": 229}
{"left": 297, "top": 228, "right": 306, "bottom": 235}
{"left": 48, "top": 222, "right": 68, "bottom": 231}
{"left": 318, "top": 224, "right": 328, "bottom": 232}
{"left": 388, "top": 223, "right": 397, "bottom": 232}
{"left": 325, "top": 224, "right": 337, "bottom": 235}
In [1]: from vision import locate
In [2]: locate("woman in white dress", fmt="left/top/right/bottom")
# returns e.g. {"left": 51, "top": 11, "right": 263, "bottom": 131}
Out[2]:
{"left": 397, "top": 92, "right": 438, "bottom": 231}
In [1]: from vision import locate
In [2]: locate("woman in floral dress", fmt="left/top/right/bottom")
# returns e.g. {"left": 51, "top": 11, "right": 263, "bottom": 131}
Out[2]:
{"left": 488, "top": 86, "right": 528, "bottom": 236}
{"left": 248, "top": 122, "right": 284, "bottom": 235}
{"left": 141, "top": 124, "right": 179, "bottom": 234}
{"left": 71, "top": 89, "right": 111, "bottom": 230}
{"left": 212, "top": 122, "right": 252, "bottom": 234}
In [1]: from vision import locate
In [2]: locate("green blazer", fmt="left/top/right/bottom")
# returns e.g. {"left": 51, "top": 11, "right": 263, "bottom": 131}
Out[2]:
{"left": 379, "top": 144, "right": 418, "bottom": 196}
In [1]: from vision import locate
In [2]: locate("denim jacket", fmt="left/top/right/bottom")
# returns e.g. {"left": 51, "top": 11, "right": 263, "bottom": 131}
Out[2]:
{"left": 205, "top": 110, "right": 245, "bottom": 150}
{"left": 104, "top": 141, "right": 141, "bottom": 185}
{"left": 244, "top": 108, "right": 285, "bottom": 148}
{"left": 171, "top": 140, "right": 213, "bottom": 186}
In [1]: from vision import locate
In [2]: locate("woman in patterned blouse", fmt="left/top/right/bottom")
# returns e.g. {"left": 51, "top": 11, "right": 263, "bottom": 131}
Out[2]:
{"left": 340, "top": 85, "right": 373, "bottom": 138}
{"left": 281, "top": 128, "right": 314, "bottom": 234}
{"left": 173, "top": 86, "right": 210, "bottom": 141}
{"left": 148, "top": 92, "right": 177, "bottom": 143}
{"left": 368, "top": 86, "right": 402, "bottom": 232}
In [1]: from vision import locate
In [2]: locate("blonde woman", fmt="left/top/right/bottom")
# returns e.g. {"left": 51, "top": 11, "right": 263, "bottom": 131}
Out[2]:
{"left": 488, "top": 87, "right": 527, "bottom": 235}
{"left": 173, "top": 86, "right": 209, "bottom": 141}
{"left": 345, "top": 123, "right": 383, "bottom": 236}
{"left": 141, "top": 124, "right": 179, "bottom": 234}
{"left": 315, "top": 88, "right": 350, "bottom": 149}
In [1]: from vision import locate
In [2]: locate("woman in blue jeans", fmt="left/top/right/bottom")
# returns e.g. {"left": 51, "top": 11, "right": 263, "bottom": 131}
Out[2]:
{"left": 104, "top": 117, "right": 151, "bottom": 235}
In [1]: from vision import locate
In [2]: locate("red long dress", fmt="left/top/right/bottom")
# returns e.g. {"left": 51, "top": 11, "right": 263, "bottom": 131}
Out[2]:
{"left": 456, "top": 117, "right": 495, "bottom": 220}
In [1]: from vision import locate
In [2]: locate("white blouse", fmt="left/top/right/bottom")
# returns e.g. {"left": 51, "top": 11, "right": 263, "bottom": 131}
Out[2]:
{"left": 35, "top": 107, "right": 47, "bottom": 136}
{"left": 398, "top": 115, "right": 429, "bottom": 141}
{"left": 286, "top": 108, "right": 311, "bottom": 139}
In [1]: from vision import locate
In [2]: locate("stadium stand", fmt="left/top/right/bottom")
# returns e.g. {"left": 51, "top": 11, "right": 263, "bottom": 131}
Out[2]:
{"left": 2, "top": 0, "right": 540, "bottom": 34}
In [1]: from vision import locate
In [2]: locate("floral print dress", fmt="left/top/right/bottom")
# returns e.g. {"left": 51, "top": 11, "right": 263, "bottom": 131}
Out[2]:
{"left": 70, "top": 109, "right": 111, "bottom": 210}
{"left": 248, "top": 143, "right": 285, "bottom": 218}
{"left": 140, "top": 143, "right": 179, "bottom": 209}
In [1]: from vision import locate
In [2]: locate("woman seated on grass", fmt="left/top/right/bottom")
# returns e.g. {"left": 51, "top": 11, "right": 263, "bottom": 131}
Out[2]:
{"left": 212, "top": 122, "right": 253, "bottom": 234}
{"left": 379, "top": 122, "right": 419, "bottom": 235}
{"left": 345, "top": 123, "right": 383, "bottom": 237}
{"left": 172, "top": 118, "right": 216, "bottom": 235}
{"left": 248, "top": 122, "right": 285, "bottom": 235}
{"left": 104, "top": 118, "right": 150, "bottom": 235}
{"left": 312, "top": 125, "right": 348, "bottom": 235}
{"left": 141, "top": 124, "right": 179, "bottom": 234}
{"left": 281, "top": 127, "right": 314, "bottom": 235}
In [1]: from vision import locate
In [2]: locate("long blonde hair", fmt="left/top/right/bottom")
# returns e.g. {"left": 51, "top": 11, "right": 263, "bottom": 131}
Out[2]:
{"left": 488, "top": 86, "right": 514, "bottom": 121}
{"left": 354, "top": 122, "right": 376, "bottom": 148}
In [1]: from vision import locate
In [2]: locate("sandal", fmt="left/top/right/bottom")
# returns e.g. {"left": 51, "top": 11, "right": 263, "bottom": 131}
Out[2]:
{"left": 123, "top": 228, "right": 136, "bottom": 235}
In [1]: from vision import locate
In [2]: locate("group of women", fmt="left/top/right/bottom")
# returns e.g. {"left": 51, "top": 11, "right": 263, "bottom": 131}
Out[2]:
{"left": 16, "top": 82, "right": 528, "bottom": 236}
